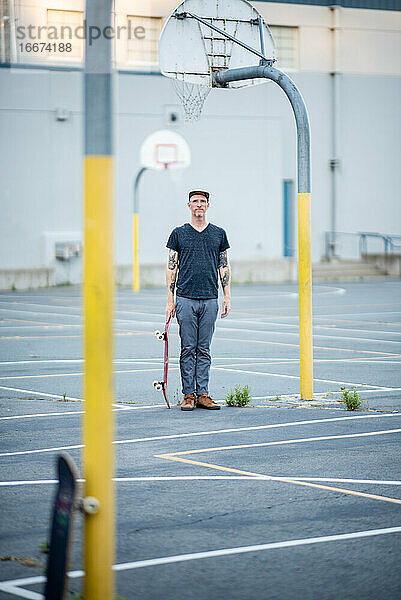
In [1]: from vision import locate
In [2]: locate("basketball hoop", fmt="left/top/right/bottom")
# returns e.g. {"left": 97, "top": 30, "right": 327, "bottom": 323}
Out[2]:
{"left": 171, "top": 79, "right": 211, "bottom": 122}
{"left": 159, "top": 0, "right": 276, "bottom": 122}
{"left": 155, "top": 143, "right": 179, "bottom": 168}
{"left": 140, "top": 130, "right": 191, "bottom": 171}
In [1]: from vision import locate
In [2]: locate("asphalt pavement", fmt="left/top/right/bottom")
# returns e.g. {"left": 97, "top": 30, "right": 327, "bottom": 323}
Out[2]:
{"left": 0, "top": 280, "right": 400, "bottom": 599}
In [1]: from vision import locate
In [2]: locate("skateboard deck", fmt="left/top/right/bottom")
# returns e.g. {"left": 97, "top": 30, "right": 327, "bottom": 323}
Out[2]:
{"left": 45, "top": 453, "right": 80, "bottom": 600}
{"left": 153, "top": 315, "right": 172, "bottom": 408}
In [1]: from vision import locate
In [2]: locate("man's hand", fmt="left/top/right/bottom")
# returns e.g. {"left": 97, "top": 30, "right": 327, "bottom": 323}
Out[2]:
{"left": 221, "top": 297, "right": 230, "bottom": 318}
{"left": 166, "top": 301, "right": 175, "bottom": 321}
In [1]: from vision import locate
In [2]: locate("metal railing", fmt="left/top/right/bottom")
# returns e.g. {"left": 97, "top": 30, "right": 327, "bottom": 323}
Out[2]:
{"left": 325, "top": 231, "right": 401, "bottom": 260}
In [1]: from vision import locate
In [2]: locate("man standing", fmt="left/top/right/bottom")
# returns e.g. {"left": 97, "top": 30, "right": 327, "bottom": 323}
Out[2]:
{"left": 166, "top": 190, "right": 231, "bottom": 411}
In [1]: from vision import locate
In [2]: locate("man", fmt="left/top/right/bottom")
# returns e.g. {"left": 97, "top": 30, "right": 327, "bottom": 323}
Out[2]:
{"left": 166, "top": 190, "right": 231, "bottom": 411}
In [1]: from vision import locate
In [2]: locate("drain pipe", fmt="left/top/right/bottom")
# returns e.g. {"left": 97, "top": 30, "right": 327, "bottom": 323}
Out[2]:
{"left": 329, "top": 5, "right": 341, "bottom": 259}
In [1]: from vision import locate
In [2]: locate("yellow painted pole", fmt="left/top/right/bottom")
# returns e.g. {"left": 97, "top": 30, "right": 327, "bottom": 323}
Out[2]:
{"left": 83, "top": 155, "right": 115, "bottom": 600}
{"left": 133, "top": 212, "right": 140, "bottom": 291}
{"left": 298, "top": 192, "right": 313, "bottom": 399}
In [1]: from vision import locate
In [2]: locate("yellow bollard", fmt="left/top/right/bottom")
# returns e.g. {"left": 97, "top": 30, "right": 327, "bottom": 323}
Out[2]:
{"left": 83, "top": 155, "right": 115, "bottom": 600}
{"left": 298, "top": 192, "right": 313, "bottom": 400}
{"left": 133, "top": 212, "right": 140, "bottom": 291}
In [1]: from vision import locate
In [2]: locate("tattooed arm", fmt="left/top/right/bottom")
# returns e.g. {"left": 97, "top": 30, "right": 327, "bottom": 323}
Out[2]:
{"left": 218, "top": 250, "right": 231, "bottom": 318}
{"left": 166, "top": 249, "right": 179, "bottom": 320}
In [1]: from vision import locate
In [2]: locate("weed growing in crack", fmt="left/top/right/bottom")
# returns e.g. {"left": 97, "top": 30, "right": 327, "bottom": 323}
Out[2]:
{"left": 339, "top": 388, "right": 367, "bottom": 411}
{"left": 225, "top": 385, "right": 252, "bottom": 407}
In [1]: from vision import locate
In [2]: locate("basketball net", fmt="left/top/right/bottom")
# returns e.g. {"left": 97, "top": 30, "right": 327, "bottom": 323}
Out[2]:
{"left": 172, "top": 80, "right": 211, "bottom": 122}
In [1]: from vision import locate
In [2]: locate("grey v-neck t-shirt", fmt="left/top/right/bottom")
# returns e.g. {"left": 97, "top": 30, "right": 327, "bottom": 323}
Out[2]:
{"left": 166, "top": 223, "right": 230, "bottom": 299}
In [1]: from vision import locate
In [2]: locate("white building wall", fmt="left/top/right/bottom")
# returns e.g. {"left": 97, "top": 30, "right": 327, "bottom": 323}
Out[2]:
{"left": 0, "top": 1, "right": 400, "bottom": 287}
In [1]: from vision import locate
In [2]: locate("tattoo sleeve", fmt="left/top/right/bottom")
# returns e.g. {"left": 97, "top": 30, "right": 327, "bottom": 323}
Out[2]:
{"left": 218, "top": 251, "right": 228, "bottom": 268}
{"left": 218, "top": 250, "right": 231, "bottom": 294}
{"left": 169, "top": 269, "right": 177, "bottom": 293}
{"left": 166, "top": 249, "right": 179, "bottom": 298}
{"left": 168, "top": 249, "right": 178, "bottom": 270}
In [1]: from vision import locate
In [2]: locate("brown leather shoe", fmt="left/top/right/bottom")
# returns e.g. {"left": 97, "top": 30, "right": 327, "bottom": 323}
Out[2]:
{"left": 181, "top": 393, "right": 195, "bottom": 411}
{"left": 196, "top": 394, "right": 220, "bottom": 410}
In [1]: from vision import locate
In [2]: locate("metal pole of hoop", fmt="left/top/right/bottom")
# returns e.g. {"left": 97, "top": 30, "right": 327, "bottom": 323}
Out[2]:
{"left": 215, "top": 65, "right": 313, "bottom": 400}
{"left": 132, "top": 167, "right": 148, "bottom": 292}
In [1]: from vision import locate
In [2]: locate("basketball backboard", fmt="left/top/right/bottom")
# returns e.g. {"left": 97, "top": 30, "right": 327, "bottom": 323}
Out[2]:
{"left": 140, "top": 130, "right": 191, "bottom": 171}
{"left": 159, "top": 0, "right": 276, "bottom": 89}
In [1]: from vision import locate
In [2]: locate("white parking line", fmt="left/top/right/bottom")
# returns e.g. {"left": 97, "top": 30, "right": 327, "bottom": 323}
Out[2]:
{"left": 0, "top": 403, "right": 162, "bottom": 421}
{"left": 0, "top": 306, "right": 163, "bottom": 329}
{"left": 0, "top": 410, "right": 85, "bottom": 421}
{"left": 0, "top": 385, "right": 83, "bottom": 402}
{"left": 1, "top": 525, "right": 401, "bottom": 598}
{"left": 216, "top": 325, "right": 401, "bottom": 345}
{"left": 0, "top": 385, "right": 162, "bottom": 410}
{"left": 0, "top": 359, "right": 161, "bottom": 366}
{"left": 218, "top": 318, "right": 401, "bottom": 338}
{"left": 252, "top": 387, "right": 401, "bottom": 400}
{"left": 211, "top": 366, "right": 392, "bottom": 389}
{"left": 1, "top": 476, "right": 401, "bottom": 487}
{"left": 1, "top": 357, "right": 400, "bottom": 369}
{"left": 1, "top": 413, "right": 400, "bottom": 457}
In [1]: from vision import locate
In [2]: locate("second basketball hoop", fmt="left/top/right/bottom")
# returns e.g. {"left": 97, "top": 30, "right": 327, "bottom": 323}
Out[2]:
{"left": 140, "top": 129, "right": 191, "bottom": 171}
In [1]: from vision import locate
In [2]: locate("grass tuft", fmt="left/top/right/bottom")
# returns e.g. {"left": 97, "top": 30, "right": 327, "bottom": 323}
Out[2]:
{"left": 39, "top": 540, "right": 50, "bottom": 554}
{"left": 339, "top": 388, "right": 364, "bottom": 411}
{"left": 225, "top": 385, "right": 252, "bottom": 407}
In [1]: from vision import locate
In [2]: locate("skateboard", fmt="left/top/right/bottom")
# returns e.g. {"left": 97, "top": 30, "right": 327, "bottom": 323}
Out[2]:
{"left": 45, "top": 453, "right": 80, "bottom": 600}
{"left": 153, "top": 315, "right": 172, "bottom": 408}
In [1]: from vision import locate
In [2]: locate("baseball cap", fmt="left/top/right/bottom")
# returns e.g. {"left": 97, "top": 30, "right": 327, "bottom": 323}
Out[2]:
{"left": 188, "top": 190, "right": 210, "bottom": 201}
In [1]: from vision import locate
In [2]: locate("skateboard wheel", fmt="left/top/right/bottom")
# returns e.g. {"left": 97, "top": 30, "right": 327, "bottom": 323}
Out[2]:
{"left": 153, "top": 380, "right": 162, "bottom": 391}
{"left": 154, "top": 330, "right": 161, "bottom": 338}
{"left": 81, "top": 496, "right": 100, "bottom": 514}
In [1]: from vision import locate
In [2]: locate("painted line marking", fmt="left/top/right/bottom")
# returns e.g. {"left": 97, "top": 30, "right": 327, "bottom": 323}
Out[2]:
{"left": 0, "top": 404, "right": 163, "bottom": 421}
{"left": 211, "top": 366, "right": 392, "bottom": 390}
{"left": 0, "top": 305, "right": 167, "bottom": 329}
{"left": 0, "top": 410, "right": 85, "bottom": 421}
{"left": 214, "top": 335, "right": 398, "bottom": 356}
{"left": 2, "top": 304, "right": 400, "bottom": 338}
{"left": 0, "top": 362, "right": 397, "bottom": 391}
{"left": 0, "top": 359, "right": 162, "bottom": 366}
{"left": 0, "top": 366, "right": 176, "bottom": 381}
{"left": 156, "top": 430, "right": 401, "bottom": 506}
{"left": 0, "top": 385, "right": 163, "bottom": 412}
{"left": 157, "top": 455, "right": 401, "bottom": 506}
{"left": 219, "top": 319, "right": 401, "bottom": 339}
{"left": 252, "top": 387, "right": 401, "bottom": 400}
{"left": 0, "top": 385, "right": 83, "bottom": 402}
{"left": 216, "top": 325, "right": 401, "bottom": 346}
{"left": 2, "top": 413, "right": 400, "bottom": 457}
{"left": 0, "top": 356, "right": 400, "bottom": 368}
{"left": 1, "top": 476, "right": 401, "bottom": 487}
{"left": 1, "top": 525, "right": 401, "bottom": 598}
{"left": 161, "top": 428, "right": 401, "bottom": 457}
{"left": 7, "top": 360, "right": 399, "bottom": 390}
{"left": 0, "top": 332, "right": 151, "bottom": 341}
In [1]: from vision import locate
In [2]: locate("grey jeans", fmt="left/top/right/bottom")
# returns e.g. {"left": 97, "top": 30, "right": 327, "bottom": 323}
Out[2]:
{"left": 175, "top": 296, "right": 219, "bottom": 396}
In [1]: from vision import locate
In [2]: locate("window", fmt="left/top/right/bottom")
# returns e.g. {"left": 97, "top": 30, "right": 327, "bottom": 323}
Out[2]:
{"left": 127, "top": 15, "right": 163, "bottom": 66}
{"left": 269, "top": 26, "right": 298, "bottom": 70}
{"left": 46, "top": 9, "right": 84, "bottom": 59}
